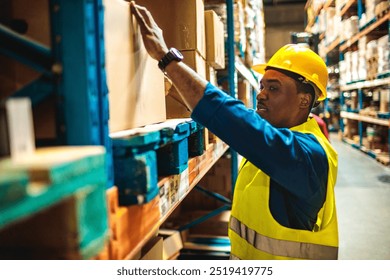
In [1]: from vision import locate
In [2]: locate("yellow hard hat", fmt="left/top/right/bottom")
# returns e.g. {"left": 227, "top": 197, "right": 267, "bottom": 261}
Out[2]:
{"left": 252, "top": 44, "right": 328, "bottom": 101}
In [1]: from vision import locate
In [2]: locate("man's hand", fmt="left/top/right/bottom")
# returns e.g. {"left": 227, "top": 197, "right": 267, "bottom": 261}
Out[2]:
{"left": 130, "top": 1, "right": 169, "bottom": 61}
{"left": 130, "top": 1, "right": 207, "bottom": 111}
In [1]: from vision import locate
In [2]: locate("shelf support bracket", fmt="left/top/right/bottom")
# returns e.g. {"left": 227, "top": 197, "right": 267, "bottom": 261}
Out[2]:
{"left": 178, "top": 204, "right": 230, "bottom": 232}
{"left": 11, "top": 75, "right": 55, "bottom": 106}
{"left": 194, "top": 185, "right": 231, "bottom": 205}
{"left": 0, "top": 24, "right": 53, "bottom": 77}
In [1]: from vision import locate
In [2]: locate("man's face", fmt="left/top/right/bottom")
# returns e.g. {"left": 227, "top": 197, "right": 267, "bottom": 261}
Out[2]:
{"left": 256, "top": 69, "right": 303, "bottom": 128}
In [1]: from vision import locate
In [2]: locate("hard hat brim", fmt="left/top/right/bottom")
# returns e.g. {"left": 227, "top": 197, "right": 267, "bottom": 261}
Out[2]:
{"left": 252, "top": 64, "right": 267, "bottom": 74}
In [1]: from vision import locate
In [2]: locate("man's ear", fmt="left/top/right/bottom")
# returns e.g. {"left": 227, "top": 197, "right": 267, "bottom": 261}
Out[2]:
{"left": 299, "top": 93, "right": 312, "bottom": 109}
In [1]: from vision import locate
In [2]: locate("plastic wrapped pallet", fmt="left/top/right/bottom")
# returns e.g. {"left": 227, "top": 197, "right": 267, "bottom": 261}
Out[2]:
{"left": 365, "top": 0, "right": 384, "bottom": 22}
{"left": 317, "top": 9, "right": 326, "bottom": 34}
{"left": 340, "top": 16, "right": 359, "bottom": 42}
{"left": 338, "top": 59, "right": 347, "bottom": 85}
{"left": 351, "top": 50, "right": 359, "bottom": 82}
{"left": 343, "top": 51, "right": 353, "bottom": 83}
{"left": 358, "top": 37, "right": 368, "bottom": 80}
{"left": 366, "top": 39, "right": 379, "bottom": 80}
{"left": 377, "top": 34, "right": 389, "bottom": 75}
{"left": 325, "top": 7, "right": 337, "bottom": 43}
{"left": 335, "top": 0, "right": 348, "bottom": 10}
{"left": 379, "top": 88, "right": 390, "bottom": 113}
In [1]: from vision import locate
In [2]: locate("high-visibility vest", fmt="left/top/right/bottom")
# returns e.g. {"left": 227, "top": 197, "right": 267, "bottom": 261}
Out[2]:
{"left": 228, "top": 118, "right": 338, "bottom": 260}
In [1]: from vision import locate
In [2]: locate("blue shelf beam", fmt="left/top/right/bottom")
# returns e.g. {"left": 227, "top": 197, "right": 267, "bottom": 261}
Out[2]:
{"left": 195, "top": 185, "right": 232, "bottom": 205}
{"left": 0, "top": 24, "right": 53, "bottom": 77}
{"left": 178, "top": 204, "right": 231, "bottom": 232}
{"left": 11, "top": 76, "right": 54, "bottom": 106}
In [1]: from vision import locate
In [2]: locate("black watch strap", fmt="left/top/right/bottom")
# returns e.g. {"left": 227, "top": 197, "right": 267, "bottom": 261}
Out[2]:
{"left": 158, "top": 48, "right": 183, "bottom": 72}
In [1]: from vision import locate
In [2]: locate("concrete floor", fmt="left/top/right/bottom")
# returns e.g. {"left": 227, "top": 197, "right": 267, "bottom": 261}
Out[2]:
{"left": 330, "top": 133, "right": 390, "bottom": 260}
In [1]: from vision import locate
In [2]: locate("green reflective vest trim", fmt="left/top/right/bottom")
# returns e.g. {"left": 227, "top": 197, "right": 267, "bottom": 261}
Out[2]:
{"left": 230, "top": 216, "right": 338, "bottom": 260}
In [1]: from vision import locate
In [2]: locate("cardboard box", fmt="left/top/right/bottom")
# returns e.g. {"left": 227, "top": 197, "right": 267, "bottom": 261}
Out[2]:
{"left": 140, "top": 236, "right": 164, "bottom": 260}
{"left": 112, "top": 207, "right": 132, "bottom": 260}
{"left": 204, "top": 10, "right": 225, "bottom": 69}
{"left": 104, "top": 0, "right": 166, "bottom": 132}
{"left": 165, "top": 50, "right": 206, "bottom": 118}
{"left": 182, "top": 50, "right": 207, "bottom": 79}
{"left": 106, "top": 186, "right": 119, "bottom": 216}
{"left": 189, "top": 210, "right": 231, "bottom": 237}
{"left": 136, "top": 0, "right": 206, "bottom": 58}
{"left": 159, "top": 229, "right": 184, "bottom": 260}
{"left": 206, "top": 65, "right": 218, "bottom": 86}
{"left": 127, "top": 195, "right": 161, "bottom": 250}
{"left": 380, "top": 88, "right": 389, "bottom": 113}
{"left": 158, "top": 177, "right": 170, "bottom": 217}
{"left": 188, "top": 156, "right": 200, "bottom": 185}
{"left": 93, "top": 242, "right": 110, "bottom": 260}
{"left": 237, "top": 80, "right": 253, "bottom": 108}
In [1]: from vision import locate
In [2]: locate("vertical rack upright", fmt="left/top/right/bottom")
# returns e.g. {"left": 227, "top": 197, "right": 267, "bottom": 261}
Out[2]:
{"left": 0, "top": 0, "right": 114, "bottom": 186}
{"left": 226, "top": 0, "right": 239, "bottom": 195}
{"left": 50, "top": 0, "right": 113, "bottom": 187}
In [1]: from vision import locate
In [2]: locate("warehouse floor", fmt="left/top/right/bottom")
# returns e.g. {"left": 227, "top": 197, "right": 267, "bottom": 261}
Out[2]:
{"left": 330, "top": 132, "right": 390, "bottom": 260}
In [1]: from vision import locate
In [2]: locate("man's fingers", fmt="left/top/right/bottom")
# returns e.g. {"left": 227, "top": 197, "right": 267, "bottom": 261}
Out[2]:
{"left": 129, "top": 1, "right": 168, "bottom": 60}
{"left": 130, "top": 1, "right": 143, "bottom": 24}
{"left": 130, "top": 1, "right": 152, "bottom": 28}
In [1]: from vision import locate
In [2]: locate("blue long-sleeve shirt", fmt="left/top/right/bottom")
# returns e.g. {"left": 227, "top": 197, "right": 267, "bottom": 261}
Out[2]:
{"left": 191, "top": 83, "right": 329, "bottom": 230}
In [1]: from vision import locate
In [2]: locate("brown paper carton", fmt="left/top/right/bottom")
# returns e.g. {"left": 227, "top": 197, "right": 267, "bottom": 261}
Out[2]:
{"left": 104, "top": 0, "right": 166, "bottom": 132}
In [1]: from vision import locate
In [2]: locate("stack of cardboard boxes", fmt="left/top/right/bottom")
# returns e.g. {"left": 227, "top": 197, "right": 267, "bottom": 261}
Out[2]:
{"left": 135, "top": 0, "right": 225, "bottom": 120}
{"left": 105, "top": 0, "right": 226, "bottom": 147}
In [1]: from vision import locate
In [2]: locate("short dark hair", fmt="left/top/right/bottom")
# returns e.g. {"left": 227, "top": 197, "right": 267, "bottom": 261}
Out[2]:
{"left": 265, "top": 66, "right": 318, "bottom": 108}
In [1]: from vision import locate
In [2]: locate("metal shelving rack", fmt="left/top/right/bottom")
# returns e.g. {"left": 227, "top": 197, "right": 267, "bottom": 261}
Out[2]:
{"left": 0, "top": 0, "right": 113, "bottom": 186}
{"left": 305, "top": 0, "right": 390, "bottom": 165}
{"left": 226, "top": 0, "right": 239, "bottom": 198}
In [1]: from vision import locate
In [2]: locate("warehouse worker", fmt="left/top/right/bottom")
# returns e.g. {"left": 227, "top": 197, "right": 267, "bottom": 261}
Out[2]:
{"left": 130, "top": 2, "right": 338, "bottom": 260}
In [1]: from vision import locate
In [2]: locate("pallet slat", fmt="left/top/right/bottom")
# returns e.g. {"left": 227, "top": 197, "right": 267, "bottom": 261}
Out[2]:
{"left": 0, "top": 184, "right": 109, "bottom": 260}
{"left": 0, "top": 146, "right": 107, "bottom": 229}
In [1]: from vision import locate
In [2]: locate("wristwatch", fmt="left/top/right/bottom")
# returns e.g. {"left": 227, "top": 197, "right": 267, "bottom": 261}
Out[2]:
{"left": 158, "top": 48, "right": 184, "bottom": 73}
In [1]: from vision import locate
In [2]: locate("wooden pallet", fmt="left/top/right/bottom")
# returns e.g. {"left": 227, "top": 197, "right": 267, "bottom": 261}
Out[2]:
{"left": 376, "top": 153, "right": 390, "bottom": 166}
{"left": 375, "top": 1, "right": 389, "bottom": 19}
{"left": 0, "top": 184, "right": 109, "bottom": 260}
{"left": 0, "top": 171, "right": 28, "bottom": 207}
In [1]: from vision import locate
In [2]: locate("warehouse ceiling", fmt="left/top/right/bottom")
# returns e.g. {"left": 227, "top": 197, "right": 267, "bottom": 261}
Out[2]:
{"left": 263, "top": 0, "right": 307, "bottom": 6}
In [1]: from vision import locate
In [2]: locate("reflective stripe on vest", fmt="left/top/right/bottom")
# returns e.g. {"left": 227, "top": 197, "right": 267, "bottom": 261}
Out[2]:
{"left": 230, "top": 216, "right": 338, "bottom": 260}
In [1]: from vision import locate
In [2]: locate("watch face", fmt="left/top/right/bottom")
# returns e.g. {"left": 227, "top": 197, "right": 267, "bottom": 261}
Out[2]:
{"left": 171, "top": 48, "right": 184, "bottom": 60}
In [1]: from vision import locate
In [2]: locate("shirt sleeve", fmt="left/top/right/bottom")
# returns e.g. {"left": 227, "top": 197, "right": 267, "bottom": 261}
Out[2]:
{"left": 191, "top": 83, "right": 328, "bottom": 199}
